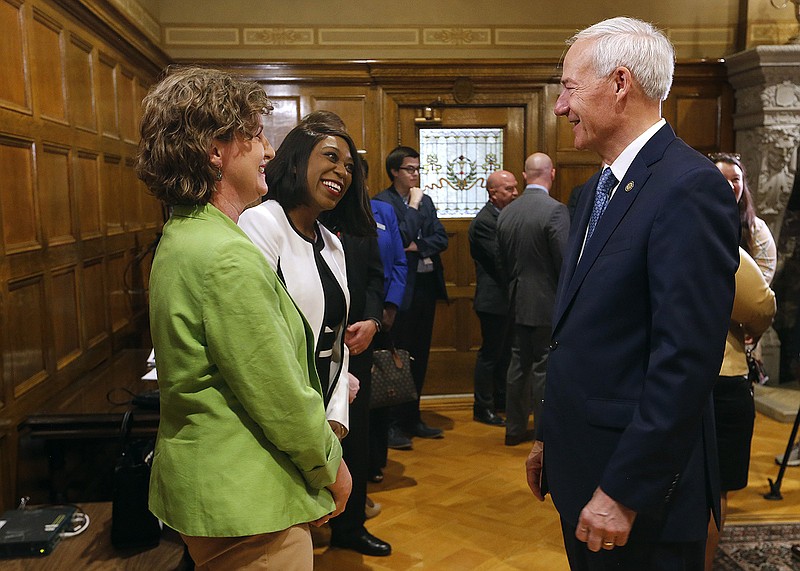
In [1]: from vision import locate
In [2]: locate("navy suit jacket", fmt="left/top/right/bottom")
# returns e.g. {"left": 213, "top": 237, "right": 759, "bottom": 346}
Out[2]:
{"left": 541, "top": 123, "right": 739, "bottom": 542}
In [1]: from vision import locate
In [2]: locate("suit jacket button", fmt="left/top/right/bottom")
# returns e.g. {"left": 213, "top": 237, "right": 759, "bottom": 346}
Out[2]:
{"left": 549, "top": 340, "right": 559, "bottom": 351}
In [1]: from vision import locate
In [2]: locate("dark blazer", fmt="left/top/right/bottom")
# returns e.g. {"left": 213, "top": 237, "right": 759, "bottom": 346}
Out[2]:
{"left": 496, "top": 187, "right": 569, "bottom": 327}
{"left": 373, "top": 186, "right": 448, "bottom": 309}
{"left": 339, "top": 233, "right": 384, "bottom": 328}
{"left": 468, "top": 201, "right": 508, "bottom": 316}
{"left": 541, "top": 123, "right": 739, "bottom": 543}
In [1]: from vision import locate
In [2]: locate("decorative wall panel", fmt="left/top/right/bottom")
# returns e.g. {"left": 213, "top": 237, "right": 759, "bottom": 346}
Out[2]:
{"left": 0, "top": 0, "right": 30, "bottom": 112}
{"left": 75, "top": 151, "right": 101, "bottom": 238}
{"left": 101, "top": 155, "right": 123, "bottom": 235}
{"left": 51, "top": 266, "right": 81, "bottom": 369}
{"left": 0, "top": 138, "right": 40, "bottom": 253}
{"left": 31, "top": 9, "right": 66, "bottom": 123}
{"left": 107, "top": 252, "right": 129, "bottom": 333}
{"left": 123, "top": 157, "right": 141, "bottom": 230}
{"left": 98, "top": 53, "right": 119, "bottom": 138}
{"left": 38, "top": 144, "right": 74, "bottom": 245}
{"left": 6, "top": 275, "right": 47, "bottom": 398}
{"left": 81, "top": 258, "right": 107, "bottom": 347}
{"left": 118, "top": 69, "right": 137, "bottom": 143}
{"left": 262, "top": 96, "right": 302, "bottom": 152}
{"left": 66, "top": 34, "right": 96, "bottom": 132}
{"left": 308, "top": 96, "right": 367, "bottom": 150}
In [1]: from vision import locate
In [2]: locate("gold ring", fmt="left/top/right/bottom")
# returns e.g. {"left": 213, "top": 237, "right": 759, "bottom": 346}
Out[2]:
{"left": 603, "top": 541, "right": 614, "bottom": 548}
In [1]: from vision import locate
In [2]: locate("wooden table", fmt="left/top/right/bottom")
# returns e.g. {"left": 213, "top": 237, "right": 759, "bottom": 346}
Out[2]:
{"left": 20, "top": 349, "right": 160, "bottom": 440}
{"left": 1, "top": 502, "right": 185, "bottom": 570}
{"left": 17, "top": 349, "right": 160, "bottom": 503}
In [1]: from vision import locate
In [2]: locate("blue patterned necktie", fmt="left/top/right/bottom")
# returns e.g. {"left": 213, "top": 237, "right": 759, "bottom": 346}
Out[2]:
{"left": 586, "top": 168, "right": 618, "bottom": 241}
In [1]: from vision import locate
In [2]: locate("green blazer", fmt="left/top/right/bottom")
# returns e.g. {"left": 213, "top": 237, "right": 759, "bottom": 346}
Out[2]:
{"left": 149, "top": 204, "right": 341, "bottom": 537}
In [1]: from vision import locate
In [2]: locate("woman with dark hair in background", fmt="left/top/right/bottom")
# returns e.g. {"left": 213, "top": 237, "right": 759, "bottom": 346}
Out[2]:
{"left": 712, "top": 152, "right": 777, "bottom": 282}
{"left": 138, "top": 67, "right": 349, "bottom": 570}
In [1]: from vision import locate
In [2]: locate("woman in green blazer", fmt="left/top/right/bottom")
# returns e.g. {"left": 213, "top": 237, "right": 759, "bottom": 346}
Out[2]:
{"left": 137, "top": 67, "right": 351, "bottom": 570}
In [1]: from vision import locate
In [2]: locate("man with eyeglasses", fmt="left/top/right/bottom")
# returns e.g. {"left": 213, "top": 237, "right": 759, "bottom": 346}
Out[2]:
{"left": 373, "top": 146, "right": 449, "bottom": 449}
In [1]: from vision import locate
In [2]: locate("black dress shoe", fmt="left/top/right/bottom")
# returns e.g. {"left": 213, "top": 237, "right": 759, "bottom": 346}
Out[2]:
{"left": 409, "top": 421, "right": 443, "bottom": 439}
{"left": 505, "top": 429, "right": 535, "bottom": 446}
{"left": 387, "top": 425, "right": 413, "bottom": 450}
{"left": 473, "top": 408, "right": 506, "bottom": 426}
{"left": 330, "top": 529, "right": 392, "bottom": 556}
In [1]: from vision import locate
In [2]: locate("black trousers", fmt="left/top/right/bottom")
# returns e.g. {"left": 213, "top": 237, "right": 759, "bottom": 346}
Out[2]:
{"left": 330, "top": 350, "right": 372, "bottom": 537}
{"left": 560, "top": 518, "right": 705, "bottom": 571}
{"left": 473, "top": 311, "right": 511, "bottom": 413}
{"left": 391, "top": 272, "right": 439, "bottom": 430}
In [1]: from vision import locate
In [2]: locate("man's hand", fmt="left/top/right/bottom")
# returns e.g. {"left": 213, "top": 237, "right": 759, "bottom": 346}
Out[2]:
{"left": 408, "top": 186, "right": 423, "bottom": 209}
{"left": 311, "top": 458, "right": 352, "bottom": 527}
{"left": 405, "top": 241, "right": 419, "bottom": 252}
{"left": 525, "top": 440, "right": 545, "bottom": 501}
{"left": 382, "top": 305, "right": 398, "bottom": 332}
{"left": 345, "top": 320, "right": 378, "bottom": 355}
{"left": 575, "top": 487, "right": 636, "bottom": 552}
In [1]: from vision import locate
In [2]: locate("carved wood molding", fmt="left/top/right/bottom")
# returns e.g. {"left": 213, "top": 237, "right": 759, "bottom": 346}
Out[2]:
{"left": 51, "top": 0, "right": 169, "bottom": 76}
{"left": 200, "top": 59, "right": 728, "bottom": 90}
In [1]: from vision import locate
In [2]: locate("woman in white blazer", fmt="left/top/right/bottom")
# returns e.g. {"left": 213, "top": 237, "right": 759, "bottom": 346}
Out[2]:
{"left": 239, "top": 123, "right": 375, "bottom": 439}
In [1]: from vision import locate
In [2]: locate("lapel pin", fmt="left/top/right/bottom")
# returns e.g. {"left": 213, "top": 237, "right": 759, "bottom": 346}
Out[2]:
{"left": 625, "top": 181, "right": 634, "bottom": 192}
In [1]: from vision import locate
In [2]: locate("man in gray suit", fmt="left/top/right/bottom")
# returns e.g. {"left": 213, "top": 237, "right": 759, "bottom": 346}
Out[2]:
{"left": 497, "top": 152, "right": 569, "bottom": 446}
{"left": 469, "top": 170, "right": 519, "bottom": 426}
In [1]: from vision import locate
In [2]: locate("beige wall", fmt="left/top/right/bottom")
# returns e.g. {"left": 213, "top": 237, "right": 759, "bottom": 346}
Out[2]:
{"left": 115, "top": 0, "right": 800, "bottom": 61}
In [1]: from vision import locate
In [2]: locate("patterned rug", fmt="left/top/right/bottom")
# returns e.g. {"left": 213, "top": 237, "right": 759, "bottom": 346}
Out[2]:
{"left": 715, "top": 522, "right": 800, "bottom": 570}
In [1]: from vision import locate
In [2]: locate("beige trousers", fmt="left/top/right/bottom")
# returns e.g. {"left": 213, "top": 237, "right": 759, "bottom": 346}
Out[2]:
{"left": 181, "top": 524, "right": 312, "bottom": 571}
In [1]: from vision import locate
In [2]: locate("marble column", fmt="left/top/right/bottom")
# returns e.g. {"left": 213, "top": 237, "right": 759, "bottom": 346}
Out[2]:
{"left": 726, "top": 46, "right": 800, "bottom": 383}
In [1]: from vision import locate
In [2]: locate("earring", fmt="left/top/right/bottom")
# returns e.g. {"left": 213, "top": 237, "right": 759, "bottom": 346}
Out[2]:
{"left": 216, "top": 167, "right": 222, "bottom": 181}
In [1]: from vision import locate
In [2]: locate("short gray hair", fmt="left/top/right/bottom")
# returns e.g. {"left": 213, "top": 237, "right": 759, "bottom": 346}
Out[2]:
{"left": 570, "top": 17, "right": 674, "bottom": 102}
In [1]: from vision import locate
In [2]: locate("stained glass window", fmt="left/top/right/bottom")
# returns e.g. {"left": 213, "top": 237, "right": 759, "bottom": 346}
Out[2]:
{"left": 418, "top": 128, "right": 504, "bottom": 218}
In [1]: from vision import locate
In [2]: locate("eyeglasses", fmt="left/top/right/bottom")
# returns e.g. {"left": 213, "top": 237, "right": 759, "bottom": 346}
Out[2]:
{"left": 708, "top": 152, "right": 741, "bottom": 162}
{"left": 397, "top": 166, "right": 421, "bottom": 174}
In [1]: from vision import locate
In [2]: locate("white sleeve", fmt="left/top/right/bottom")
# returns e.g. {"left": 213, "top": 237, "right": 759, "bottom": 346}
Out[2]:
{"left": 239, "top": 205, "right": 281, "bottom": 269}
{"left": 325, "top": 340, "right": 350, "bottom": 431}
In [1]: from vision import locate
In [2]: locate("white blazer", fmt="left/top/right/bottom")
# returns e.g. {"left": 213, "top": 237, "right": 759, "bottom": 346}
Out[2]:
{"left": 239, "top": 200, "right": 350, "bottom": 431}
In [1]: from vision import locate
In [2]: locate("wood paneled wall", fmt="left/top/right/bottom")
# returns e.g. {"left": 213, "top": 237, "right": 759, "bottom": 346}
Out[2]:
{"left": 0, "top": 0, "right": 166, "bottom": 510}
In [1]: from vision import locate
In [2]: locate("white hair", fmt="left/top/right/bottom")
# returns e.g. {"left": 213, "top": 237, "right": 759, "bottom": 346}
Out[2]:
{"left": 569, "top": 17, "right": 675, "bottom": 102}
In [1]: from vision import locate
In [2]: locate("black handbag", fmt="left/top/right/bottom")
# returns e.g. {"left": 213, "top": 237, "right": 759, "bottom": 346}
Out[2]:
{"left": 111, "top": 410, "right": 162, "bottom": 549}
{"left": 370, "top": 336, "right": 418, "bottom": 409}
{"left": 746, "top": 346, "right": 769, "bottom": 385}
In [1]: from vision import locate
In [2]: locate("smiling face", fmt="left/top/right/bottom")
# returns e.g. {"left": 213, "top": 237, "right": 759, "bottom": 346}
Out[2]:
{"left": 716, "top": 161, "right": 744, "bottom": 203}
{"left": 554, "top": 39, "right": 617, "bottom": 159}
{"left": 216, "top": 116, "right": 275, "bottom": 209}
{"left": 305, "top": 135, "right": 354, "bottom": 215}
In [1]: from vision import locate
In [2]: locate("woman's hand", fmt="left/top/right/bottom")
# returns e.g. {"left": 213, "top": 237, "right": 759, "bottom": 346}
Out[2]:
{"left": 310, "top": 459, "right": 353, "bottom": 526}
{"left": 347, "top": 372, "right": 360, "bottom": 403}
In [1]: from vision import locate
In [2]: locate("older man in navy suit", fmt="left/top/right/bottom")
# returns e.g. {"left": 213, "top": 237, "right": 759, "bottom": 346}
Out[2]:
{"left": 526, "top": 17, "right": 739, "bottom": 571}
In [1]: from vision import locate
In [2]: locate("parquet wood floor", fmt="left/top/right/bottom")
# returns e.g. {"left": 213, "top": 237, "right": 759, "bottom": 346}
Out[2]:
{"left": 313, "top": 398, "right": 800, "bottom": 570}
{"left": 16, "top": 397, "right": 796, "bottom": 569}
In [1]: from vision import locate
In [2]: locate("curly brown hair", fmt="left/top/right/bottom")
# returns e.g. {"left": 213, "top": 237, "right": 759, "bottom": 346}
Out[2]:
{"left": 136, "top": 66, "right": 273, "bottom": 206}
